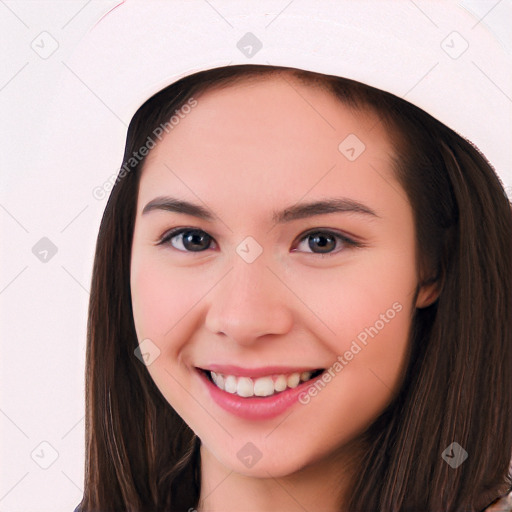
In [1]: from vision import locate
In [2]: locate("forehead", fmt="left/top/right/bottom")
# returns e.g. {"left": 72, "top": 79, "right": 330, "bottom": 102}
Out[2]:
{"left": 138, "top": 75, "right": 399, "bottom": 218}
{"left": 151, "top": 74, "right": 383, "bottom": 154}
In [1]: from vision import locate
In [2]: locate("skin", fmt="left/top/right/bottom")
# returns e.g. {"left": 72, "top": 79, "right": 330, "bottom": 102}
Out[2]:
{"left": 130, "top": 74, "right": 439, "bottom": 511}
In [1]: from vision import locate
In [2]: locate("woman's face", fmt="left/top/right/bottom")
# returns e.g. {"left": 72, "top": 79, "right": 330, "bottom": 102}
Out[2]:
{"left": 130, "top": 75, "right": 435, "bottom": 478}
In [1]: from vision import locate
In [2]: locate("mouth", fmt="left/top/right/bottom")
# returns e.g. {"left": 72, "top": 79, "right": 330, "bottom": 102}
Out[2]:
{"left": 197, "top": 367, "right": 325, "bottom": 398}
{"left": 194, "top": 366, "right": 326, "bottom": 420}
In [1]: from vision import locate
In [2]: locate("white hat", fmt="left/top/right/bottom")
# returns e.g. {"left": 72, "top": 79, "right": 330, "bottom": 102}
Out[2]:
{"left": 61, "top": 0, "right": 512, "bottom": 185}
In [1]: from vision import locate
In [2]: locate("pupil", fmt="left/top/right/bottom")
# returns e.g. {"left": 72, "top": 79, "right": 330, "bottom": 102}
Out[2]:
{"left": 184, "top": 230, "right": 209, "bottom": 251}
{"left": 310, "top": 233, "right": 335, "bottom": 253}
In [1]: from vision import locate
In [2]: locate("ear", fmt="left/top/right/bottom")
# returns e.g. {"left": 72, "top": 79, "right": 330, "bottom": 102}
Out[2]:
{"left": 415, "top": 278, "right": 442, "bottom": 309}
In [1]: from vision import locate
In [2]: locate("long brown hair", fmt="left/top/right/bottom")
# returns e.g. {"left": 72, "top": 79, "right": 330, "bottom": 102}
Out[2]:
{"left": 77, "top": 64, "right": 512, "bottom": 511}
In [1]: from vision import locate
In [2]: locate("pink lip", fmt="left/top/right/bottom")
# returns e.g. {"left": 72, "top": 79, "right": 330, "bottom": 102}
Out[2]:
{"left": 195, "top": 368, "right": 323, "bottom": 420}
{"left": 203, "top": 364, "right": 321, "bottom": 378}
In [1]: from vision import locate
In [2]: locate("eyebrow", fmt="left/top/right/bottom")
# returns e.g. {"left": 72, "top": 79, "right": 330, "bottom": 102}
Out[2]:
{"left": 142, "top": 196, "right": 380, "bottom": 223}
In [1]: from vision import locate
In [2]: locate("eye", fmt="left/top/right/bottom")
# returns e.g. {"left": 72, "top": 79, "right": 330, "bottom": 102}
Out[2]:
{"left": 292, "top": 229, "right": 360, "bottom": 257}
{"left": 157, "top": 227, "right": 361, "bottom": 255}
{"left": 158, "top": 228, "right": 215, "bottom": 252}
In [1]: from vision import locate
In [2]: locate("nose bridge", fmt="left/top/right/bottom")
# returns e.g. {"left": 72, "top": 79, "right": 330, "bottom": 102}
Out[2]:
{"left": 204, "top": 247, "right": 293, "bottom": 345}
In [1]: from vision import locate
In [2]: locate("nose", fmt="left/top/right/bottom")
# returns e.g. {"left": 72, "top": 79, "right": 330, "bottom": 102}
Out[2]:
{"left": 204, "top": 254, "right": 294, "bottom": 346}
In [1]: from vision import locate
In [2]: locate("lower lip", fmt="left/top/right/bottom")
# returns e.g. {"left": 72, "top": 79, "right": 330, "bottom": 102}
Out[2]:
{"left": 196, "top": 368, "right": 322, "bottom": 420}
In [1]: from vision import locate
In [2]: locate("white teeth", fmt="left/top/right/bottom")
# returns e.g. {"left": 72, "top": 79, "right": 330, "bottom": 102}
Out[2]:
{"left": 208, "top": 369, "right": 320, "bottom": 397}
{"left": 287, "top": 373, "right": 300, "bottom": 388}
{"left": 274, "top": 375, "right": 287, "bottom": 392}
{"left": 254, "top": 376, "right": 274, "bottom": 397}
{"left": 210, "top": 371, "right": 225, "bottom": 391}
{"left": 224, "top": 375, "right": 237, "bottom": 394}
{"left": 237, "top": 377, "right": 253, "bottom": 397}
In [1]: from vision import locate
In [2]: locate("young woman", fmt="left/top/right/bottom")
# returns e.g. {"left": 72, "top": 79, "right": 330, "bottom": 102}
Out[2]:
{"left": 75, "top": 64, "right": 512, "bottom": 511}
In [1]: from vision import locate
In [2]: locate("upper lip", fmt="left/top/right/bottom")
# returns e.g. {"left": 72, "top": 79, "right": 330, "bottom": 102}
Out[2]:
{"left": 197, "top": 364, "right": 323, "bottom": 378}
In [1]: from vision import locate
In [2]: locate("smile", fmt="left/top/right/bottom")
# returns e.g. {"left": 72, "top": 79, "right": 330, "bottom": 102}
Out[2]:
{"left": 205, "top": 369, "right": 323, "bottom": 397}
{"left": 195, "top": 366, "right": 326, "bottom": 420}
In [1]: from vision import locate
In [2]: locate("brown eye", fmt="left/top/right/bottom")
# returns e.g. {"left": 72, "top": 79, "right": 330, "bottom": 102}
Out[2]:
{"left": 293, "top": 230, "right": 359, "bottom": 256}
{"left": 158, "top": 227, "right": 360, "bottom": 256}
{"left": 159, "top": 228, "right": 215, "bottom": 252}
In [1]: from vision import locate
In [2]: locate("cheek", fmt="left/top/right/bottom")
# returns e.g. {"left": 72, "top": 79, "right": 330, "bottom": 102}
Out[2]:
{"left": 130, "top": 255, "right": 195, "bottom": 412}
{"left": 131, "top": 253, "right": 193, "bottom": 343}
{"left": 285, "top": 261, "right": 414, "bottom": 462}
{"left": 287, "top": 249, "right": 415, "bottom": 357}
{"left": 131, "top": 261, "right": 169, "bottom": 341}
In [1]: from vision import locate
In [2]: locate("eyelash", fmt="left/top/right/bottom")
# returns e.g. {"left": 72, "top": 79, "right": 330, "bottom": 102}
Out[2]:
{"left": 156, "top": 227, "right": 362, "bottom": 257}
